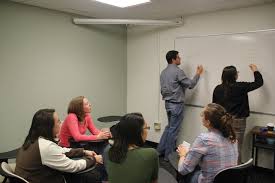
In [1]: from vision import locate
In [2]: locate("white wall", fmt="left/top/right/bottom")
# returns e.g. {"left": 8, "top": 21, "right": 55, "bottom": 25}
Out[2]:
{"left": 0, "top": 1, "right": 127, "bottom": 152}
{"left": 127, "top": 3, "right": 275, "bottom": 169}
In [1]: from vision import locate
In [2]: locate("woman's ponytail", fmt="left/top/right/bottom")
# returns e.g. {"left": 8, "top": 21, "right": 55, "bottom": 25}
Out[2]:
{"left": 204, "top": 103, "right": 236, "bottom": 143}
{"left": 220, "top": 113, "right": 236, "bottom": 143}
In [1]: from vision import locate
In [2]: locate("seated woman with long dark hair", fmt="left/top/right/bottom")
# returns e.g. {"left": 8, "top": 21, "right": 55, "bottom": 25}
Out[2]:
{"left": 105, "top": 113, "right": 159, "bottom": 183}
{"left": 15, "top": 109, "right": 105, "bottom": 183}
{"left": 177, "top": 103, "right": 238, "bottom": 183}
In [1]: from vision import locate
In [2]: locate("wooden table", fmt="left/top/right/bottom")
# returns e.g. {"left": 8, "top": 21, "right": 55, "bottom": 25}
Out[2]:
{"left": 251, "top": 126, "right": 275, "bottom": 172}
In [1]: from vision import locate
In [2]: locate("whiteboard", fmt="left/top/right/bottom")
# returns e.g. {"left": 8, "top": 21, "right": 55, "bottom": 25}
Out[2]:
{"left": 174, "top": 30, "right": 275, "bottom": 115}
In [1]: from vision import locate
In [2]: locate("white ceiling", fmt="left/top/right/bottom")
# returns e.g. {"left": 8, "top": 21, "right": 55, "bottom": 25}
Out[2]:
{"left": 11, "top": 0, "right": 275, "bottom": 19}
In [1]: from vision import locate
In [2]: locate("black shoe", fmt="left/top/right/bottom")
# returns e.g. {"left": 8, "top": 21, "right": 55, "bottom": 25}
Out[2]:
{"left": 157, "top": 151, "right": 164, "bottom": 157}
{"left": 163, "top": 157, "right": 169, "bottom": 162}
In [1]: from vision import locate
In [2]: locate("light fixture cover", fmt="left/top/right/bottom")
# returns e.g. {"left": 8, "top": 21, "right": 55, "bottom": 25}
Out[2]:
{"left": 94, "top": 0, "right": 151, "bottom": 8}
{"left": 73, "top": 18, "right": 183, "bottom": 26}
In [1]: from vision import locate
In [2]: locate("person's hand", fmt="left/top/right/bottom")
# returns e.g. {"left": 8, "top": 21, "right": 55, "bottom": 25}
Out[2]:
{"left": 94, "top": 155, "right": 103, "bottom": 164}
{"left": 97, "top": 131, "right": 110, "bottom": 140}
{"left": 84, "top": 150, "right": 97, "bottom": 157}
{"left": 101, "top": 128, "right": 112, "bottom": 138}
{"left": 177, "top": 144, "right": 189, "bottom": 157}
{"left": 108, "top": 132, "right": 113, "bottom": 138}
{"left": 196, "top": 65, "right": 204, "bottom": 75}
{"left": 249, "top": 64, "right": 258, "bottom": 72}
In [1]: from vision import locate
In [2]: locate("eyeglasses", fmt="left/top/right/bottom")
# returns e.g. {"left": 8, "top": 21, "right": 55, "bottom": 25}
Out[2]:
{"left": 143, "top": 126, "right": 150, "bottom": 130}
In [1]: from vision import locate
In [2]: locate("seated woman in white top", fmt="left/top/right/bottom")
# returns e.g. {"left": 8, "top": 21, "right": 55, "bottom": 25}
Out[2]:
{"left": 177, "top": 103, "right": 238, "bottom": 183}
{"left": 15, "top": 109, "right": 105, "bottom": 183}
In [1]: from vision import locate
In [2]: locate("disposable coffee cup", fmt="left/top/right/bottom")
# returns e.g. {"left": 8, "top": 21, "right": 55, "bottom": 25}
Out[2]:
{"left": 182, "top": 141, "right": 191, "bottom": 149}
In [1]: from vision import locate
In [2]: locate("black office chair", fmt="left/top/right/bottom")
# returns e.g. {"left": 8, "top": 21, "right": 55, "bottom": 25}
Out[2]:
{"left": 213, "top": 158, "right": 253, "bottom": 183}
{"left": 0, "top": 162, "right": 29, "bottom": 183}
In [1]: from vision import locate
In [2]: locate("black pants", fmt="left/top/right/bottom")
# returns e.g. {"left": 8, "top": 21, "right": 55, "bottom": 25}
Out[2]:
{"left": 86, "top": 141, "right": 108, "bottom": 155}
{"left": 178, "top": 166, "right": 201, "bottom": 183}
{"left": 64, "top": 164, "right": 107, "bottom": 183}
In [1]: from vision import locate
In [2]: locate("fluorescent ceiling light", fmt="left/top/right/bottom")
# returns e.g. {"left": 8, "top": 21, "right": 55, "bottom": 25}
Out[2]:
{"left": 73, "top": 18, "right": 183, "bottom": 26}
{"left": 94, "top": 0, "right": 151, "bottom": 8}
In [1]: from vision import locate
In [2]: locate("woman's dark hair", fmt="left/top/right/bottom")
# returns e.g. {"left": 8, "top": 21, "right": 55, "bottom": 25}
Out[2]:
{"left": 23, "top": 109, "right": 56, "bottom": 150}
{"left": 203, "top": 103, "right": 236, "bottom": 143}
{"left": 67, "top": 96, "right": 85, "bottom": 121}
{"left": 166, "top": 50, "right": 179, "bottom": 64}
{"left": 109, "top": 113, "right": 145, "bottom": 163}
{"left": 221, "top": 66, "right": 237, "bottom": 98}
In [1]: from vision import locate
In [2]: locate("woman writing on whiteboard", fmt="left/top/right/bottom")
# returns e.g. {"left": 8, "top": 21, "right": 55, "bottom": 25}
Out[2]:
{"left": 212, "top": 64, "right": 263, "bottom": 164}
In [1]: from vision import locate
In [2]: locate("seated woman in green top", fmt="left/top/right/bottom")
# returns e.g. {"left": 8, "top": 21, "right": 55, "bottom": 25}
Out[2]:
{"left": 105, "top": 113, "right": 159, "bottom": 183}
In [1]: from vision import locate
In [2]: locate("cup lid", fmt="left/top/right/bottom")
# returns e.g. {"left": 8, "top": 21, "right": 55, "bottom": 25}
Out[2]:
{"left": 267, "top": 123, "right": 274, "bottom": 127}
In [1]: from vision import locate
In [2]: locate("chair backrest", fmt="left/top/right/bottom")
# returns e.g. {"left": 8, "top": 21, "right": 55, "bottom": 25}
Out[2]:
{"left": 213, "top": 158, "right": 253, "bottom": 183}
{"left": 0, "top": 162, "right": 29, "bottom": 183}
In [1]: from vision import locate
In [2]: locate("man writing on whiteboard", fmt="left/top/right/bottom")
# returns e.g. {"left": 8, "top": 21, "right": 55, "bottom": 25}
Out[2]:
{"left": 157, "top": 50, "right": 204, "bottom": 161}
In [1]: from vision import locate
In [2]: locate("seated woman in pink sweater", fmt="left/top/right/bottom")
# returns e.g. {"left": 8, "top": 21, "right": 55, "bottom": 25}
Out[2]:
{"left": 59, "top": 96, "right": 111, "bottom": 148}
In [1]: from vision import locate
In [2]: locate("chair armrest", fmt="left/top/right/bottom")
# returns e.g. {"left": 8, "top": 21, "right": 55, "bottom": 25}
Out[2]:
{"left": 69, "top": 138, "right": 107, "bottom": 149}
{"left": 0, "top": 148, "right": 20, "bottom": 163}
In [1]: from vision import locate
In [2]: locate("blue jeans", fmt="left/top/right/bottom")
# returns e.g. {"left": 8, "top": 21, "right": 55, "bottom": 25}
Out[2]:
{"left": 157, "top": 102, "right": 184, "bottom": 159}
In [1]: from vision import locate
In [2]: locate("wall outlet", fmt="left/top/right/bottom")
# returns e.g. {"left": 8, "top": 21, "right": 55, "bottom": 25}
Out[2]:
{"left": 154, "top": 122, "right": 161, "bottom": 130}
